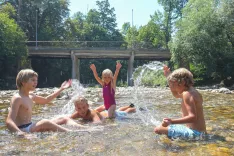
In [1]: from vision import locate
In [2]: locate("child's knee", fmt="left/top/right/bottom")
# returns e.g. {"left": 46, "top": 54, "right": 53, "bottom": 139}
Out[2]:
{"left": 154, "top": 126, "right": 168, "bottom": 135}
{"left": 154, "top": 127, "right": 161, "bottom": 134}
{"left": 60, "top": 117, "right": 70, "bottom": 124}
{"left": 40, "top": 119, "right": 54, "bottom": 126}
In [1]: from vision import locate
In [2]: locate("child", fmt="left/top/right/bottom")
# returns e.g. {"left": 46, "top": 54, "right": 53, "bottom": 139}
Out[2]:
{"left": 59, "top": 96, "right": 136, "bottom": 123}
{"left": 6, "top": 69, "right": 72, "bottom": 136}
{"left": 90, "top": 62, "right": 122, "bottom": 118}
{"left": 154, "top": 66, "right": 206, "bottom": 140}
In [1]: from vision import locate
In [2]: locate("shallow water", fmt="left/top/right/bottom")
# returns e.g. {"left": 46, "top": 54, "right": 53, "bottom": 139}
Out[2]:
{"left": 0, "top": 87, "right": 234, "bottom": 156}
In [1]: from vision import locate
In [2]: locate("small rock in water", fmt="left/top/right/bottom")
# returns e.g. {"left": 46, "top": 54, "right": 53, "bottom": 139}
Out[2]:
{"left": 218, "top": 87, "right": 232, "bottom": 94}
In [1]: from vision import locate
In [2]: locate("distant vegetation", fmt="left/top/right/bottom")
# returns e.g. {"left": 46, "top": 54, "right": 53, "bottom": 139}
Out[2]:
{"left": 0, "top": 0, "right": 233, "bottom": 89}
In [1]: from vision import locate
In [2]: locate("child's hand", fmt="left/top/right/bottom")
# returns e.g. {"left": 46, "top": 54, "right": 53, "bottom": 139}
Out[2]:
{"left": 17, "top": 132, "right": 37, "bottom": 139}
{"left": 16, "top": 131, "right": 26, "bottom": 138}
{"left": 90, "top": 64, "right": 96, "bottom": 71}
{"left": 116, "top": 62, "right": 122, "bottom": 70}
{"left": 60, "top": 79, "right": 72, "bottom": 89}
{"left": 162, "top": 118, "right": 172, "bottom": 127}
{"left": 163, "top": 65, "right": 171, "bottom": 77}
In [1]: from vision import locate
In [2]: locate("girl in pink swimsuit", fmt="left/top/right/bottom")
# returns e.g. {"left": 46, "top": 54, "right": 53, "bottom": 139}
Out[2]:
{"left": 90, "top": 62, "right": 122, "bottom": 118}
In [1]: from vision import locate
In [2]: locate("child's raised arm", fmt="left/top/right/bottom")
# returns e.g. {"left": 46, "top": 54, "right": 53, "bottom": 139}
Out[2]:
{"left": 90, "top": 64, "right": 103, "bottom": 86}
{"left": 113, "top": 62, "right": 122, "bottom": 83}
{"left": 163, "top": 65, "right": 171, "bottom": 77}
{"left": 32, "top": 79, "right": 71, "bottom": 104}
{"left": 163, "top": 65, "right": 182, "bottom": 98}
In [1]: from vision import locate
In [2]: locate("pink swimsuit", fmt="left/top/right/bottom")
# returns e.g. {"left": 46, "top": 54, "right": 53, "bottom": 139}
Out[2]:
{"left": 103, "top": 82, "right": 116, "bottom": 110}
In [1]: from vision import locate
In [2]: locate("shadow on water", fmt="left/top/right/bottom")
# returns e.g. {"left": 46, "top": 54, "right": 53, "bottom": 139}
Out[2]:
{"left": 0, "top": 61, "right": 234, "bottom": 155}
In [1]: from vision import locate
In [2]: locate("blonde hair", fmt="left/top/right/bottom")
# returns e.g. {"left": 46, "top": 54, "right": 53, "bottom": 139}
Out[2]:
{"left": 16, "top": 69, "right": 38, "bottom": 89}
{"left": 167, "top": 68, "right": 194, "bottom": 88}
{"left": 74, "top": 96, "right": 88, "bottom": 106}
{"left": 102, "top": 69, "right": 114, "bottom": 91}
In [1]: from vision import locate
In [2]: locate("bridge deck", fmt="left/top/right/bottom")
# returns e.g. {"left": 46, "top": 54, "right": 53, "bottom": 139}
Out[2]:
{"left": 28, "top": 47, "right": 171, "bottom": 60}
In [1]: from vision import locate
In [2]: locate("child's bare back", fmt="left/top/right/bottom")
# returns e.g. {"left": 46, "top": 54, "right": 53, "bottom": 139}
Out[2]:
{"left": 181, "top": 86, "right": 206, "bottom": 132}
{"left": 154, "top": 66, "right": 206, "bottom": 140}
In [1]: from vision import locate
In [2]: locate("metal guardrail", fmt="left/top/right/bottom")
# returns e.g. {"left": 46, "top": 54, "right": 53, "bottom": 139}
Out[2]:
{"left": 26, "top": 41, "right": 167, "bottom": 51}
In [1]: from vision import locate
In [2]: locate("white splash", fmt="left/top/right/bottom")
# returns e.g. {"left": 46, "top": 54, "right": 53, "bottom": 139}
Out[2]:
{"left": 132, "top": 61, "right": 164, "bottom": 126}
{"left": 61, "top": 79, "right": 85, "bottom": 114}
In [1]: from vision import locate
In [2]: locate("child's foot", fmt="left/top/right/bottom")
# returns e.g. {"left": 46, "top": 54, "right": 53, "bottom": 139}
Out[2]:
{"left": 139, "top": 107, "right": 146, "bottom": 111}
{"left": 129, "top": 103, "right": 135, "bottom": 108}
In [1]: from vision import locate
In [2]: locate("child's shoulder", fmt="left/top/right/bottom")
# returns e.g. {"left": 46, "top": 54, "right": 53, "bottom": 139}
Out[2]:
{"left": 12, "top": 92, "right": 21, "bottom": 99}
{"left": 11, "top": 93, "right": 23, "bottom": 104}
{"left": 29, "top": 92, "right": 36, "bottom": 100}
{"left": 182, "top": 87, "right": 202, "bottom": 100}
{"left": 90, "top": 109, "right": 98, "bottom": 115}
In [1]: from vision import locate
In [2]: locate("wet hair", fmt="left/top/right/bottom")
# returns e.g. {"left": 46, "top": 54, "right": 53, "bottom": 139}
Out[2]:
{"left": 102, "top": 69, "right": 113, "bottom": 79}
{"left": 73, "top": 96, "right": 88, "bottom": 106}
{"left": 102, "top": 69, "right": 114, "bottom": 92}
{"left": 167, "top": 68, "right": 194, "bottom": 88}
{"left": 16, "top": 69, "right": 38, "bottom": 89}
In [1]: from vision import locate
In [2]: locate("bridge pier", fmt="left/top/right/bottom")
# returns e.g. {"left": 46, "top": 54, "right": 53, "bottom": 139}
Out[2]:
{"left": 127, "top": 51, "right": 134, "bottom": 86}
{"left": 71, "top": 51, "right": 80, "bottom": 81}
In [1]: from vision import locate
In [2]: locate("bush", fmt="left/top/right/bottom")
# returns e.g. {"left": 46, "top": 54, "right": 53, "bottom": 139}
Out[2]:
{"left": 133, "top": 66, "right": 167, "bottom": 87}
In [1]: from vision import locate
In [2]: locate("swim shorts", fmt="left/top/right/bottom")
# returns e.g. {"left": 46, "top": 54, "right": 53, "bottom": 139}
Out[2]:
{"left": 115, "top": 110, "right": 127, "bottom": 117}
{"left": 168, "top": 124, "right": 203, "bottom": 140}
{"left": 18, "top": 122, "right": 33, "bottom": 133}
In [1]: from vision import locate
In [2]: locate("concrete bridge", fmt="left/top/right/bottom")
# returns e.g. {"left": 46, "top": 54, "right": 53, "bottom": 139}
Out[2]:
{"left": 28, "top": 41, "right": 171, "bottom": 86}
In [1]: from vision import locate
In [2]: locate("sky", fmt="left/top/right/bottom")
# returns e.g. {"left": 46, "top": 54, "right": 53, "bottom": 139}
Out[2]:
{"left": 69, "top": 0, "right": 163, "bottom": 29}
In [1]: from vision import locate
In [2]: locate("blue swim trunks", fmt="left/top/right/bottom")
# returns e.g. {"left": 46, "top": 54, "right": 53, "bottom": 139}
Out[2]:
{"left": 115, "top": 110, "right": 127, "bottom": 118}
{"left": 103, "top": 110, "right": 127, "bottom": 118}
{"left": 168, "top": 124, "right": 203, "bottom": 140}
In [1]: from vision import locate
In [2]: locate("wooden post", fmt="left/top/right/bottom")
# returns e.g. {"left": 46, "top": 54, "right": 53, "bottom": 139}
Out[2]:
{"left": 71, "top": 51, "right": 80, "bottom": 80}
{"left": 127, "top": 51, "right": 134, "bottom": 86}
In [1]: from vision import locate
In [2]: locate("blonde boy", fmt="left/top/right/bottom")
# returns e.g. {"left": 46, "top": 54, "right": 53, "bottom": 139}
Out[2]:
{"left": 6, "top": 69, "right": 72, "bottom": 136}
{"left": 57, "top": 96, "right": 136, "bottom": 123}
{"left": 154, "top": 66, "right": 206, "bottom": 139}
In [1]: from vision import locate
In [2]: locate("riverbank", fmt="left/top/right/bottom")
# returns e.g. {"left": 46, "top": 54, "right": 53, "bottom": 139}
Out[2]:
{"left": 0, "top": 85, "right": 233, "bottom": 102}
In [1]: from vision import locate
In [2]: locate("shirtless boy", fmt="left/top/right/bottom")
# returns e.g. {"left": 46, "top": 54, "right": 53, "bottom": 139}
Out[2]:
{"left": 6, "top": 69, "right": 72, "bottom": 136}
{"left": 154, "top": 66, "right": 206, "bottom": 139}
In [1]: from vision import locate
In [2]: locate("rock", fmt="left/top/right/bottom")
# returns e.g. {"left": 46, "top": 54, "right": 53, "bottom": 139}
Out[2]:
{"left": 218, "top": 87, "right": 232, "bottom": 94}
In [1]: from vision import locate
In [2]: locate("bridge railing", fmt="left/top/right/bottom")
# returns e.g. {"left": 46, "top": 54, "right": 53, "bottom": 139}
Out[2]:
{"left": 26, "top": 41, "right": 166, "bottom": 51}
{"left": 27, "top": 41, "right": 128, "bottom": 49}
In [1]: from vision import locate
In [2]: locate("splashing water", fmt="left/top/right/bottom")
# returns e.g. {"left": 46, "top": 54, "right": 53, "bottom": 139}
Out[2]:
{"left": 61, "top": 79, "right": 85, "bottom": 114}
{"left": 133, "top": 61, "right": 164, "bottom": 126}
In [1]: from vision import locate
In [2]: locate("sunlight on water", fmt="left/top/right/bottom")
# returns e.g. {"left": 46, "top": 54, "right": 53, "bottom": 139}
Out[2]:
{"left": 132, "top": 61, "right": 164, "bottom": 126}
{"left": 1, "top": 61, "right": 234, "bottom": 155}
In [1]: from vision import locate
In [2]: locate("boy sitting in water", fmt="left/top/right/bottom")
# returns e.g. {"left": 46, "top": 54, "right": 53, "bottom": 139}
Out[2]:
{"left": 154, "top": 66, "right": 206, "bottom": 140}
{"left": 56, "top": 96, "right": 136, "bottom": 123}
{"left": 6, "top": 69, "right": 73, "bottom": 136}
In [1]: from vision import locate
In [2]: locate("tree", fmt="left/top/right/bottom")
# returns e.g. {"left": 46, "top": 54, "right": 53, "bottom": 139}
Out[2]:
{"left": 0, "top": 6, "right": 27, "bottom": 85}
{"left": 3, "top": 0, "right": 70, "bottom": 42}
{"left": 158, "top": 0, "right": 189, "bottom": 48}
{"left": 96, "top": 0, "right": 117, "bottom": 35}
{"left": 137, "top": 20, "right": 165, "bottom": 49}
{"left": 170, "top": 0, "right": 234, "bottom": 82}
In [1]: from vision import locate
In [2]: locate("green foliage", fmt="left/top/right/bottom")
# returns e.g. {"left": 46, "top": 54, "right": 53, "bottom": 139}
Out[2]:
{"left": 96, "top": 0, "right": 117, "bottom": 34}
{"left": 2, "top": 0, "right": 234, "bottom": 88}
{"left": 121, "top": 22, "right": 130, "bottom": 36}
{"left": 0, "top": 13, "right": 27, "bottom": 57}
{"left": 137, "top": 20, "right": 165, "bottom": 49}
{"left": 170, "top": 0, "right": 234, "bottom": 82}
{"left": 3, "top": 0, "right": 70, "bottom": 41}
{"left": 133, "top": 67, "right": 167, "bottom": 87}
